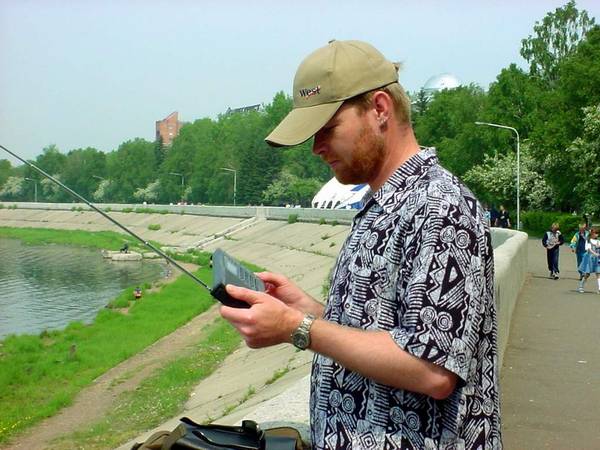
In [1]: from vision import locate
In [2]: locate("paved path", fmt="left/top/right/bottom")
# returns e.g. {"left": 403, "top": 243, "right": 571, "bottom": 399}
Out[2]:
{"left": 501, "top": 239, "right": 600, "bottom": 449}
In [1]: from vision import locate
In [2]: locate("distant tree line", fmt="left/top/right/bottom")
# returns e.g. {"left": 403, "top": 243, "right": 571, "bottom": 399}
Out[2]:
{"left": 0, "top": 93, "right": 329, "bottom": 207}
{"left": 1, "top": 2, "right": 598, "bottom": 214}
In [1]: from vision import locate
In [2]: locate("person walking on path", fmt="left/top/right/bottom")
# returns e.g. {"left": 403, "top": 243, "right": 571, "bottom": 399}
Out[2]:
{"left": 577, "top": 227, "right": 600, "bottom": 293}
{"left": 542, "top": 222, "right": 564, "bottom": 279}
{"left": 570, "top": 223, "right": 589, "bottom": 276}
{"left": 220, "top": 40, "right": 501, "bottom": 449}
{"left": 498, "top": 205, "right": 511, "bottom": 228}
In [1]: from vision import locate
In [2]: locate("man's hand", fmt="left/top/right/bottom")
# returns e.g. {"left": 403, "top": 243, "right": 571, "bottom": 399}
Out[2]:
{"left": 220, "top": 284, "right": 304, "bottom": 348}
{"left": 256, "top": 272, "right": 325, "bottom": 318}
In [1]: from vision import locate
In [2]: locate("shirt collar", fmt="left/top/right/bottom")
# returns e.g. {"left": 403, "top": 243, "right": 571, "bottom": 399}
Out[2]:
{"left": 360, "top": 147, "right": 438, "bottom": 214}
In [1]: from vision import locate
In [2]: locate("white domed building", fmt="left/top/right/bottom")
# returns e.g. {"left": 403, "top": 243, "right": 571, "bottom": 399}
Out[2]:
{"left": 311, "top": 177, "right": 369, "bottom": 210}
{"left": 422, "top": 73, "right": 462, "bottom": 97}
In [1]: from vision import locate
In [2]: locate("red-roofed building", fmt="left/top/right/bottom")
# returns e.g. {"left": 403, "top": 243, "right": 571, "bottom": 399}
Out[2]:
{"left": 155, "top": 112, "right": 182, "bottom": 147}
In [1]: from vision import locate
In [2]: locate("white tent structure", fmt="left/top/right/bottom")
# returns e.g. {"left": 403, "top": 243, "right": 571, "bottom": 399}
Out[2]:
{"left": 311, "top": 177, "right": 369, "bottom": 209}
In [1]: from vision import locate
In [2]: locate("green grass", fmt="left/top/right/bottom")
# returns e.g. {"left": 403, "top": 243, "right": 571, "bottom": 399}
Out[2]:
{"left": 0, "top": 227, "right": 138, "bottom": 251}
{"left": 52, "top": 318, "right": 242, "bottom": 450}
{"left": 0, "top": 266, "right": 220, "bottom": 443}
{"left": 0, "top": 226, "right": 263, "bottom": 444}
{"left": 147, "top": 224, "right": 161, "bottom": 231}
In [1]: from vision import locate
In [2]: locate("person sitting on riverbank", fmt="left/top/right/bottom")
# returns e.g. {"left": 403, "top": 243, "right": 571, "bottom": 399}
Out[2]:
{"left": 120, "top": 243, "right": 129, "bottom": 253}
{"left": 134, "top": 287, "right": 142, "bottom": 299}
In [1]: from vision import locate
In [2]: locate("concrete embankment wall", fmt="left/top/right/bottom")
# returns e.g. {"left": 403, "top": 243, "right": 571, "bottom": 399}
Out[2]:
{"left": 0, "top": 202, "right": 528, "bottom": 363}
{"left": 2, "top": 202, "right": 529, "bottom": 441}
{"left": 491, "top": 228, "right": 528, "bottom": 367}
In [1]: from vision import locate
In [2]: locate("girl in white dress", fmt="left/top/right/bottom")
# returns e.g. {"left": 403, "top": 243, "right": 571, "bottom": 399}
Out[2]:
{"left": 577, "top": 227, "right": 600, "bottom": 293}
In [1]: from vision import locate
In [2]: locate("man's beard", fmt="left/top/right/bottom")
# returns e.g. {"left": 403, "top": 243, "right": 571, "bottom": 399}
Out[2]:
{"left": 334, "top": 123, "right": 385, "bottom": 186}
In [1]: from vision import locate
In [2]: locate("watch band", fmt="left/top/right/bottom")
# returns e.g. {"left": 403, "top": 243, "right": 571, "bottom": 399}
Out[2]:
{"left": 291, "top": 313, "right": 316, "bottom": 350}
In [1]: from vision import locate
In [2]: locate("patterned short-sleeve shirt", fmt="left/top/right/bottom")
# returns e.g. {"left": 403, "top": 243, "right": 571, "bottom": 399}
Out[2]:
{"left": 310, "top": 149, "right": 502, "bottom": 449}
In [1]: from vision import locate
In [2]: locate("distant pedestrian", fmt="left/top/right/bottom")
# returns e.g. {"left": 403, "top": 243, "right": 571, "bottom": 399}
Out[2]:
{"left": 490, "top": 205, "right": 500, "bottom": 227}
{"left": 483, "top": 204, "right": 492, "bottom": 227}
{"left": 498, "top": 205, "right": 511, "bottom": 228}
{"left": 577, "top": 227, "right": 600, "bottom": 293}
{"left": 542, "top": 222, "right": 564, "bottom": 279}
{"left": 570, "top": 223, "right": 589, "bottom": 276}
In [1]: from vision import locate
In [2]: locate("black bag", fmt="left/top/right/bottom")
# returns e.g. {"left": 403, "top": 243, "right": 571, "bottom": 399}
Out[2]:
{"left": 132, "top": 417, "right": 303, "bottom": 450}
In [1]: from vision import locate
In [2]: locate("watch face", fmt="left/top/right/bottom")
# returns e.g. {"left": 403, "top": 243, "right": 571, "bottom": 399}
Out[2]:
{"left": 294, "top": 333, "right": 309, "bottom": 349}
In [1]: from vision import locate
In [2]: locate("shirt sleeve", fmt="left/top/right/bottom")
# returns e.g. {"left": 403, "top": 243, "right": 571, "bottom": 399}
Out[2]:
{"left": 389, "top": 192, "right": 491, "bottom": 385}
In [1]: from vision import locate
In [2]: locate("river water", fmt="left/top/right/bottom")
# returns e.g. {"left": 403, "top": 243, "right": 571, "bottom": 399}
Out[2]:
{"left": 0, "top": 238, "right": 167, "bottom": 339}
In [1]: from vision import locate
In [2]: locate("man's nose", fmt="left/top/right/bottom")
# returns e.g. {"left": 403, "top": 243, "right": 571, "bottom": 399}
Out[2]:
{"left": 312, "top": 132, "right": 326, "bottom": 155}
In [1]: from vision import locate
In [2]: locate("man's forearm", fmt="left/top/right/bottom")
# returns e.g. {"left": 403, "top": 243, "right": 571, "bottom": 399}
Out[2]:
{"left": 307, "top": 319, "right": 457, "bottom": 400}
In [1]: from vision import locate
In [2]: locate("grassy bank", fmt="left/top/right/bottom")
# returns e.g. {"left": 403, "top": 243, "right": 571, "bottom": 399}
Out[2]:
{"left": 0, "top": 266, "right": 222, "bottom": 443}
{"left": 0, "top": 227, "right": 251, "bottom": 445}
{"left": 0, "top": 226, "right": 141, "bottom": 251}
{"left": 54, "top": 318, "right": 241, "bottom": 449}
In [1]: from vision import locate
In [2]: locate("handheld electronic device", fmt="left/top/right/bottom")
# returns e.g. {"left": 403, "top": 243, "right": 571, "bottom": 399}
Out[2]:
{"left": 211, "top": 248, "right": 265, "bottom": 308}
{"left": 1, "top": 144, "right": 260, "bottom": 309}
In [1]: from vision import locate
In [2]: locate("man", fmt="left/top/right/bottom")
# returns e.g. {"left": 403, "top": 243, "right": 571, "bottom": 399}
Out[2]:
{"left": 542, "top": 222, "right": 564, "bottom": 279}
{"left": 497, "top": 205, "right": 510, "bottom": 228}
{"left": 220, "top": 40, "right": 501, "bottom": 449}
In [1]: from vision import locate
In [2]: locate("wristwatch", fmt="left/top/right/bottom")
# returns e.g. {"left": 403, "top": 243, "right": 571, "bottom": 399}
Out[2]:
{"left": 291, "top": 313, "right": 316, "bottom": 350}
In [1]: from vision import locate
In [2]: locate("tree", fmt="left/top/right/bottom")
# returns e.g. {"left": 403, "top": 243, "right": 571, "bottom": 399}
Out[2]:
{"left": 564, "top": 103, "right": 600, "bottom": 215}
{"left": 92, "top": 179, "right": 111, "bottom": 202}
{"left": 262, "top": 170, "right": 322, "bottom": 206}
{"left": 0, "top": 176, "right": 25, "bottom": 199}
{"left": 36, "top": 145, "right": 66, "bottom": 176}
{"left": 40, "top": 175, "right": 63, "bottom": 201}
{"left": 60, "top": 147, "right": 106, "bottom": 201}
{"left": 107, "top": 139, "right": 156, "bottom": 202}
{"left": 0, "top": 159, "right": 12, "bottom": 188}
{"left": 520, "top": 1, "right": 595, "bottom": 85}
{"left": 484, "top": 64, "right": 545, "bottom": 139}
{"left": 527, "top": 25, "right": 600, "bottom": 209}
{"left": 133, "top": 179, "right": 161, "bottom": 203}
{"left": 463, "top": 144, "right": 555, "bottom": 211}
{"left": 411, "top": 88, "right": 430, "bottom": 120}
{"left": 414, "top": 85, "right": 489, "bottom": 176}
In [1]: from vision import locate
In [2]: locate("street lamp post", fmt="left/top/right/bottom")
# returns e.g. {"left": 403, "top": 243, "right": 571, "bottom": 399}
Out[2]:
{"left": 169, "top": 172, "right": 185, "bottom": 204}
{"left": 220, "top": 168, "right": 237, "bottom": 206}
{"left": 475, "top": 121, "right": 520, "bottom": 230}
{"left": 24, "top": 177, "right": 38, "bottom": 202}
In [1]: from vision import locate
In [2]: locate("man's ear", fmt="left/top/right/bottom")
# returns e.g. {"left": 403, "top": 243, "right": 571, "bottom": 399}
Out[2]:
{"left": 371, "top": 90, "right": 393, "bottom": 126}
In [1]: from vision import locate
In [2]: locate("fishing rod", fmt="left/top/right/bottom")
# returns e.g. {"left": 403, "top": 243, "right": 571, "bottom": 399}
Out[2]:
{"left": 0, "top": 143, "right": 211, "bottom": 291}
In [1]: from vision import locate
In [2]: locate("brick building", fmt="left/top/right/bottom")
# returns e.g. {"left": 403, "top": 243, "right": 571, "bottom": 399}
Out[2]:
{"left": 155, "top": 112, "right": 182, "bottom": 147}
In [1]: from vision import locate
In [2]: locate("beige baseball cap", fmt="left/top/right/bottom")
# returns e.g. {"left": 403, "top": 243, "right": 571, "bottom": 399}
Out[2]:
{"left": 265, "top": 40, "right": 399, "bottom": 147}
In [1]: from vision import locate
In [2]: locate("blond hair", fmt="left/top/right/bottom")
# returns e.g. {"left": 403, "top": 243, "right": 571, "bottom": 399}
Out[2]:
{"left": 345, "top": 82, "right": 412, "bottom": 125}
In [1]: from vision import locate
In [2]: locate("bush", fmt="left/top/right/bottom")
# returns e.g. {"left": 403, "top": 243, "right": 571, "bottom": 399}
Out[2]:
{"left": 148, "top": 224, "right": 161, "bottom": 231}
{"left": 0, "top": 203, "right": 4, "bottom": 209}
{"left": 287, "top": 214, "right": 298, "bottom": 224}
{"left": 319, "top": 218, "right": 326, "bottom": 225}
{"left": 521, "top": 211, "right": 582, "bottom": 237}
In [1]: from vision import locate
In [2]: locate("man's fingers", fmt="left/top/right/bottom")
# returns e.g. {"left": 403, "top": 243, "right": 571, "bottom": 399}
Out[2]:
{"left": 224, "top": 284, "right": 261, "bottom": 306}
{"left": 256, "top": 271, "right": 288, "bottom": 286}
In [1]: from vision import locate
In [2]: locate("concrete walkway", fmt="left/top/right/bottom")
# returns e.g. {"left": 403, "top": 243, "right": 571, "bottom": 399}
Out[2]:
{"left": 501, "top": 238, "right": 600, "bottom": 449}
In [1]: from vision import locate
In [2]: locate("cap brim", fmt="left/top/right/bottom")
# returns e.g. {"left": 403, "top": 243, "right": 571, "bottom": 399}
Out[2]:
{"left": 265, "top": 101, "right": 343, "bottom": 147}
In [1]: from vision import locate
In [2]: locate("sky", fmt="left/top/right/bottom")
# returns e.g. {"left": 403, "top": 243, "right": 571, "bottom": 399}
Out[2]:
{"left": 1, "top": 0, "right": 599, "bottom": 164}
